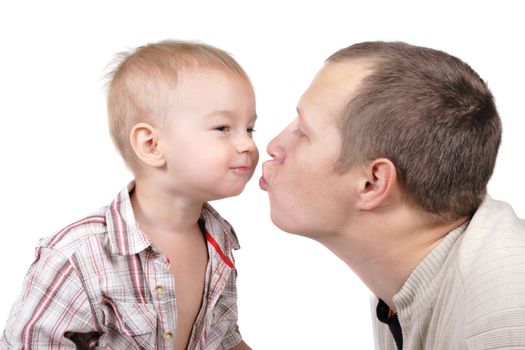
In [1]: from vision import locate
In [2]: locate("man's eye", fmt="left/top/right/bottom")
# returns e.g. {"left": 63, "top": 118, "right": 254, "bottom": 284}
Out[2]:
{"left": 292, "top": 128, "right": 305, "bottom": 137}
{"left": 214, "top": 126, "right": 231, "bottom": 132}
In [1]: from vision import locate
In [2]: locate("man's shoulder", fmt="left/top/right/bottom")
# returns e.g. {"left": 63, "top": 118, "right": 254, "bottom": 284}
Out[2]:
{"left": 454, "top": 197, "right": 525, "bottom": 346}
{"left": 457, "top": 196, "right": 525, "bottom": 300}
{"left": 37, "top": 206, "right": 109, "bottom": 258}
{"left": 459, "top": 196, "right": 525, "bottom": 264}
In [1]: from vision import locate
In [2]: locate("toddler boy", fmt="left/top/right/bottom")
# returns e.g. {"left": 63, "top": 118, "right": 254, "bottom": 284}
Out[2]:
{"left": 1, "top": 40, "right": 257, "bottom": 350}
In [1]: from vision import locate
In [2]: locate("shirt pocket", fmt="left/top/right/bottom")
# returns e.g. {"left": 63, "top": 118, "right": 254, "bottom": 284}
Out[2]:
{"left": 99, "top": 300, "right": 158, "bottom": 349}
{"left": 207, "top": 291, "right": 238, "bottom": 334}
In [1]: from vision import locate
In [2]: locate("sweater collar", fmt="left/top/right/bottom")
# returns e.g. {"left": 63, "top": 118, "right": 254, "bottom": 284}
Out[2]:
{"left": 392, "top": 221, "right": 467, "bottom": 324}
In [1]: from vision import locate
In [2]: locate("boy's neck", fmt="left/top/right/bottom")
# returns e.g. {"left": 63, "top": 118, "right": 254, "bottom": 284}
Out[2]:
{"left": 130, "top": 178, "right": 204, "bottom": 236}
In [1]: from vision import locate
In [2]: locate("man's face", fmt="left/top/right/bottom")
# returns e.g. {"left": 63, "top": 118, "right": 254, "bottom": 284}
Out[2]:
{"left": 260, "top": 61, "right": 370, "bottom": 237}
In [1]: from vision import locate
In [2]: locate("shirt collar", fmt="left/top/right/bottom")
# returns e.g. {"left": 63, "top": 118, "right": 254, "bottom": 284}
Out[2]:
{"left": 392, "top": 221, "right": 467, "bottom": 323}
{"left": 106, "top": 181, "right": 151, "bottom": 256}
{"left": 201, "top": 202, "right": 240, "bottom": 268}
{"left": 105, "top": 182, "right": 240, "bottom": 259}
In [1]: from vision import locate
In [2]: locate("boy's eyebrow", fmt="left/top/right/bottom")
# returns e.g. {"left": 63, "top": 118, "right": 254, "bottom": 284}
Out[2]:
{"left": 205, "top": 110, "right": 258, "bottom": 122}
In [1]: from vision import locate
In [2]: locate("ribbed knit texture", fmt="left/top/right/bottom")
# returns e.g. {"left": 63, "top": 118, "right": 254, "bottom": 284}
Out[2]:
{"left": 373, "top": 196, "right": 525, "bottom": 349}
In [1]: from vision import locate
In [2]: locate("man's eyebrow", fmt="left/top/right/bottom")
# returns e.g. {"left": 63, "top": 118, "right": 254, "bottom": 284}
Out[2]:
{"left": 296, "top": 107, "right": 312, "bottom": 131}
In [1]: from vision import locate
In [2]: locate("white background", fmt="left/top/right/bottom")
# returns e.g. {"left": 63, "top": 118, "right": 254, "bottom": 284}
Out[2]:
{"left": 1, "top": 1, "right": 524, "bottom": 349}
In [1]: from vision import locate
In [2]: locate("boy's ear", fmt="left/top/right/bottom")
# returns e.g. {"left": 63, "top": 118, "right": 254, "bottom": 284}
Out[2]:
{"left": 356, "top": 158, "right": 398, "bottom": 211}
{"left": 129, "top": 123, "right": 166, "bottom": 168}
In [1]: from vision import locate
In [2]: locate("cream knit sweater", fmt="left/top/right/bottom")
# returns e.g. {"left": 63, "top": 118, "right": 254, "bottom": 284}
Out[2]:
{"left": 373, "top": 196, "right": 525, "bottom": 349}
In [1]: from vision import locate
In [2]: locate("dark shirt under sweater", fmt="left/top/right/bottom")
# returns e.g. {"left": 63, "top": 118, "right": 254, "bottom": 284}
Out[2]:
{"left": 377, "top": 299, "right": 403, "bottom": 350}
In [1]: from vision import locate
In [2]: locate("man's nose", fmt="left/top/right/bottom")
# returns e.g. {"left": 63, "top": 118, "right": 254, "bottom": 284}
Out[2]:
{"left": 266, "top": 130, "right": 286, "bottom": 163}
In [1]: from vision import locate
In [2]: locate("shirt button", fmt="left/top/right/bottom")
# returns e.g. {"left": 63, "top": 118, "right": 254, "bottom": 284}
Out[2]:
{"left": 155, "top": 285, "right": 165, "bottom": 294}
{"left": 164, "top": 331, "right": 173, "bottom": 340}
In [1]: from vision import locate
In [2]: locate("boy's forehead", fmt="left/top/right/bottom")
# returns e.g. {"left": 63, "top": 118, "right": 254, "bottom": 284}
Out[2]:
{"left": 180, "top": 63, "right": 246, "bottom": 78}
{"left": 134, "top": 63, "right": 249, "bottom": 89}
{"left": 167, "top": 66, "right": 252, "bottom": 96}
{"left": 160, "top": 66, "right": 255, "bottom": 120}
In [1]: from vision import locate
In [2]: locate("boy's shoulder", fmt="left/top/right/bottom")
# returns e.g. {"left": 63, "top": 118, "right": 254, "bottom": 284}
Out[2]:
{"left": 37, "top": 206, "right": 108, "bottom": 257}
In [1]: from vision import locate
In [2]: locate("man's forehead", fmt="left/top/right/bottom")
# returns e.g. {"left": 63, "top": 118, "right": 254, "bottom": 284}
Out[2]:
{"left": 298, "top": 60, "right": 371, "bottom": 120}
{"left": 315, "top": 60, "right": 371, "bottom": 95}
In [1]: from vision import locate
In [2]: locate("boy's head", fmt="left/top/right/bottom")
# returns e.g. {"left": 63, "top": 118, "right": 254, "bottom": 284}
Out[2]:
{"left": 106, "top": 40, "right": 258, "bottom": 201}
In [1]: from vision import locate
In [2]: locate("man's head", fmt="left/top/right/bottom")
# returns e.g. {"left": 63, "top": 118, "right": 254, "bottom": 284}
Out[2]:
{"left": 262, "top": 41, "right": 501, "bottom": 235}
{"left": 107, "top": 40, "right": 258, "bottom": 201}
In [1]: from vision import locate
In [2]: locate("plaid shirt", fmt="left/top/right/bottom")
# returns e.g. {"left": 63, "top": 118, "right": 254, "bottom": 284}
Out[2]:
{"left": 1, "top": 183, "right": 243, "bottom": 350}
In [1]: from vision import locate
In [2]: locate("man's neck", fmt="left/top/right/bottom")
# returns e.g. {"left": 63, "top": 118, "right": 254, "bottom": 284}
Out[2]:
{"left": 318, "top": 206, "right": 467, "bottom": 311}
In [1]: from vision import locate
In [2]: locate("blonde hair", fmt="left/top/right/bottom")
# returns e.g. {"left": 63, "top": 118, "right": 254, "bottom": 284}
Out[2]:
{"left": 105, "top": 40, "right": 250, "bottom": 172}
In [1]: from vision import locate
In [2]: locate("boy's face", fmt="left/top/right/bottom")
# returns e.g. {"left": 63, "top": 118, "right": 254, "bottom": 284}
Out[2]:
{"left": 158, "top": 68, "right": 258, "bottom": 202}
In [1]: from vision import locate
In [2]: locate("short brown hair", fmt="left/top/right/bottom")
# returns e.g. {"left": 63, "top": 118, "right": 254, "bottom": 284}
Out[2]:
{"left": 106, "top": 40, "right": 250, "bottom": 172}
{"left": 327, "top": 42, "right": 501, "bottom": 222}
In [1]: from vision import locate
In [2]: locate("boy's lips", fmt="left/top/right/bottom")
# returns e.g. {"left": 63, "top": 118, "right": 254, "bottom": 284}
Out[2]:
{"left": 230, "top": 166, "right": 253, "bottom": 175}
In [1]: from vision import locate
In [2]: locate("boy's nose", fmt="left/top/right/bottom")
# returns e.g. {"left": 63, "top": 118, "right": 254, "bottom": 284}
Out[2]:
{"left": 236, "top": 134, "right": 257, "bottom": 154}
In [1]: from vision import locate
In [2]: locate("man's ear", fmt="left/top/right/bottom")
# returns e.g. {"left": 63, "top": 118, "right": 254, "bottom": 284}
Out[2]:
{"left": 356, "top": 158, "right": 398, "bottom": 211}
{"left": 129, "top": 123, "right": 166, "bottom": 168}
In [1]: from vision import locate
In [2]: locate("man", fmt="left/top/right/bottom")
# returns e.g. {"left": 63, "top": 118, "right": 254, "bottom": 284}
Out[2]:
{"left": 260, "top": 42, "right": 525, "bottom": 349}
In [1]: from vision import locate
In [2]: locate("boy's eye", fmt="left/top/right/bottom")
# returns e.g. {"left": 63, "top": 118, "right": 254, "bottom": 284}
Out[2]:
{"left": 214, "top": 126, "right": 231, "bottom": 132}
{"left": 247, "top": 127, "right": 256, "bottom": 134}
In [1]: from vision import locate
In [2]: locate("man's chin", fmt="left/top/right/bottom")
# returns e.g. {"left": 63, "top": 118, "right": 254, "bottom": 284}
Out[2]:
{"left": 270, "top": 211, "right": 305, "bottom": 236}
